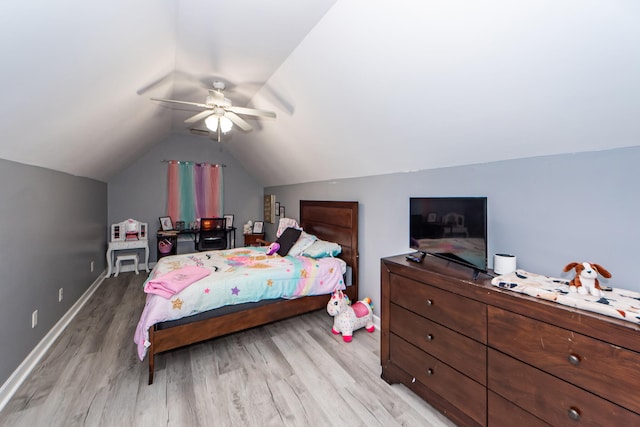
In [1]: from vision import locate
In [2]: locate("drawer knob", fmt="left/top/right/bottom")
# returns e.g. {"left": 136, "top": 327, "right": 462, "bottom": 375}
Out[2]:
{"left": 426, "top": 299, "right": 433, "bottom": 306}
{"left": 426, "top": 334, "right": 434, "bottom": 342}
{"left": 568, "top": 354, "right": 581, "bottom": 366}
{"left": 568, "top": 407, "right": 581, "bottom": 421}
{"left": 411, "top": 377, "right": 416, "bottom": 383}
{"left": 426, "top": 368, "right": 434, "bottom": 376}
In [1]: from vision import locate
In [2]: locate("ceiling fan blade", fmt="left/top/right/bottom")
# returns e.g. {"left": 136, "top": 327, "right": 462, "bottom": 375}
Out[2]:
{"left": 207, "top": 89, "right": 225, "bottom": 104}
{"left": 184, "top": 109, "right": 214, "bottom": 124}
{"left": 151, "top": 97, "right": 209, "bottom": 109}
{"left": 225, "top": 111, "right": 253, "bottom": 132}
{"left": 226, "top": 105, "right": 276, "bottom": 118}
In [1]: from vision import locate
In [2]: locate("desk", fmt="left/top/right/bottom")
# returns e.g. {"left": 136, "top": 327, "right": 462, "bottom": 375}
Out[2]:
{"left": 156, "top": 227, "right": 236, "bottom": 260}
{"left": 106, "top": 239, "right": 149, "bottom": 277}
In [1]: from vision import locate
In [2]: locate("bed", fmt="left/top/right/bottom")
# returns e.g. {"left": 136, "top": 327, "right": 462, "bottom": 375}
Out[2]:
{"left": 136, "top": 200, "right": 359, "bottom": 384}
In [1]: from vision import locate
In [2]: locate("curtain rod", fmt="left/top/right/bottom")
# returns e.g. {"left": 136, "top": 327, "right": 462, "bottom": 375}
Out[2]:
{"left": 161, "top": 160, "right": 226, "bottom": 167}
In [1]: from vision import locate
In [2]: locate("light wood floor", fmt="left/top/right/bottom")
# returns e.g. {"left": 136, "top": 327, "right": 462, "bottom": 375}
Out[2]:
{"left": 0, "top": 272, "right": 456, "bottom": 427}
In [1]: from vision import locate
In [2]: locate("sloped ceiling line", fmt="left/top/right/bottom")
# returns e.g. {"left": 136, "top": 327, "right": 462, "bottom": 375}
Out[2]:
{"left": 0, "top": 1, "right": 638, "bottom": 185}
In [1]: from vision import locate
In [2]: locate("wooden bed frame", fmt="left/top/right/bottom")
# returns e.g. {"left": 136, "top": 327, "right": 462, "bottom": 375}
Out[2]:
{"left": 146, "top": 200, "right": 359, "bottom": 384}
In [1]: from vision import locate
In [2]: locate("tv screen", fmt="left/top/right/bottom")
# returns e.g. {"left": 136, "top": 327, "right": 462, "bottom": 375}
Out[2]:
{"left": 410, "top": 197, "right": 487, "bottom": 272}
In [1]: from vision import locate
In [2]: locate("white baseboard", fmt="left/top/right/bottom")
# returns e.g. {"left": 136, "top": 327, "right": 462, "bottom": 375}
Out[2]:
{"left": 373, "top": 313, "right": 381, "bottom": 330}
{"left": 0, "top": 271, "right": 106, "bottom": 413}
{"left": 115, "top": 262, "right": 154, "bottom": 275}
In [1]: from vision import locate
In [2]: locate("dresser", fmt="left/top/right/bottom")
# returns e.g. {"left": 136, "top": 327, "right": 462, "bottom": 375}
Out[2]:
{"left": 244, "top": 232, "right": 265, "bottom": 246}
{"left": 381, "top": 254, "right": 640, "bottom": 427}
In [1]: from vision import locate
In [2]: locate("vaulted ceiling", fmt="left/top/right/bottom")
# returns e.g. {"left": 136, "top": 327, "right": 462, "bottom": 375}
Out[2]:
{"left": 1, "top": 1, "right": 638, "bottom": 186}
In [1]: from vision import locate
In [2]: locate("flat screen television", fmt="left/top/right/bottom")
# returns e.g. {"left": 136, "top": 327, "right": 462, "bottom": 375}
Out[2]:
{"left": 410, "top": 197, "right": 487, "bottom": 273}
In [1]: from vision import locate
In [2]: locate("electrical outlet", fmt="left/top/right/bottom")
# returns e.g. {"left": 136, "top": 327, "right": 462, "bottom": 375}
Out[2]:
{"left": 90, "top": 260, "right": 94, "bottom": 272}
{"left": 58, "top": 288, "right": 63, "bottom": 302}
{"left": 32, "top": 310, "right": 38, "bottom": 328}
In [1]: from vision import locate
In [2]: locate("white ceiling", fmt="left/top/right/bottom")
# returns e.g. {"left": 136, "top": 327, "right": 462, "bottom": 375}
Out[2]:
{"left": 1, "top": 1, "right": 638, "bottom": 185}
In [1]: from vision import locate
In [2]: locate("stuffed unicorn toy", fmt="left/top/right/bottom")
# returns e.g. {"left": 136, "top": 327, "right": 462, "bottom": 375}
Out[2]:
{"left": 326, "top": 290, "right": 375, "bottom": 342}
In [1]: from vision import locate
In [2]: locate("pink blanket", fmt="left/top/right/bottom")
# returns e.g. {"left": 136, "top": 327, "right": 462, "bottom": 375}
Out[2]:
{"left": 143, "top": 265, "right": 210, "bottom": 299}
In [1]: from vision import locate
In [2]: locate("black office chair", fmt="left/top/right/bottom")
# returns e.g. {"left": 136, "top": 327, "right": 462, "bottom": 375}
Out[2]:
{"left": 196, "top": 217, "right": 227, "bottom": 251}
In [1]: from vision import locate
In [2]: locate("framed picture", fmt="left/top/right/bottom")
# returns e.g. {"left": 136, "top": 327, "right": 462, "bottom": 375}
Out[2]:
{"left": 159, "top": 216, "right": 174, "bottom": 231}
{"left": 275, "top": 202, "right": 281, "bottom": 216}
{"left": 427, "top": 212, "right": 437, "bottom": 223}
{"left": 224, "top": 214, "right": 234, "bottom": 228}
{"left": 252, "top": 221, "right": 264, "bottom": 234}
{"left": 264, "top": 194, "right": 276, "bottom": 224}
{"left": 279, "top": 206, "right": 285, "bottom": 218}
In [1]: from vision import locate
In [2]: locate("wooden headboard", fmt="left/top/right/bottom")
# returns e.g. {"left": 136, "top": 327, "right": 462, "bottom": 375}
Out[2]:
{"left": 300, "top": 200, "right": 359, "bottom": 301}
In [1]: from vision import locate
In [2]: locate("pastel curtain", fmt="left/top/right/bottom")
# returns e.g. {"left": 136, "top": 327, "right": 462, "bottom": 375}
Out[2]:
{"left": 167, "top": 161, "right": 224, "bottom": 225}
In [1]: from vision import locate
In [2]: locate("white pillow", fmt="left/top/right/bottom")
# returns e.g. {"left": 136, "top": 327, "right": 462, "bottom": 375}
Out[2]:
{"left": 302, "top": 239, "right": 342, "bottom": 258}
{"left": 287, "top": 232, "right": 317, "bottom": 256}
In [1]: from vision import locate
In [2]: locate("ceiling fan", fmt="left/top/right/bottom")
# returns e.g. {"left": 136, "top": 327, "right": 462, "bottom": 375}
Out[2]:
{"left": 151, "top": 81, "right": 276, "bottom": 141}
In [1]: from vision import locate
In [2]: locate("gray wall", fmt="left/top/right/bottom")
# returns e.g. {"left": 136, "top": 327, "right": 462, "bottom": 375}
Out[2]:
{"left": 108, "top": 134, "right": 264, "bottom": 259}
{"left": 0, "top": 159, "right": 106, "bottom": 386}
{"left": 1, "top": 133, "right": 263, "bottom": 389}
{"left": 267, "top": 146, "right": 640, "bottom": 315}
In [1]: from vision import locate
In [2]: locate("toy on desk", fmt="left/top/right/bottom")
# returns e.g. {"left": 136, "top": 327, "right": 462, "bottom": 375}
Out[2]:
{"left": 158, "top": 239, "right": 173, "bottom": 254}
{"left": 563, "top": 262, "right": 612, "bottom": 297}
{"left": 326, "top": 290, "right": 375, "bottom": 342}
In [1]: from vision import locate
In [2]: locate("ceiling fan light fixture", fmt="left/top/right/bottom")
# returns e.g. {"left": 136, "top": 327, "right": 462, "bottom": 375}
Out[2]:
{"left": 152, "top": 81, "right": 273, "bottom": 136}
{"left": 205, "top": 115, "right": 233, "bottom": 133}
{"left": 204, "top": 115, "right": 218, "bottom": 132}
{"left": 220, "top": 116, "right": 233, "bottom": 133}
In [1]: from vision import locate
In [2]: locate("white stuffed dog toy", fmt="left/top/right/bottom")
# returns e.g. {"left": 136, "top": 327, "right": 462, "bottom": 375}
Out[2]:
{"left": 563, "top": 262, "right": 612, "bottom": 297}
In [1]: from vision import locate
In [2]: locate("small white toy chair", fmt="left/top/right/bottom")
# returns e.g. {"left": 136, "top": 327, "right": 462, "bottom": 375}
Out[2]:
{"left": 115, "top": 253, "right": 139, "bottom": 277}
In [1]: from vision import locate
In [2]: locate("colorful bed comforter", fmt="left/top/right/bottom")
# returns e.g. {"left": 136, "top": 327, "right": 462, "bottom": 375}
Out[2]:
{"left": 134, "top": 247, "right": 347, "bottom": 360}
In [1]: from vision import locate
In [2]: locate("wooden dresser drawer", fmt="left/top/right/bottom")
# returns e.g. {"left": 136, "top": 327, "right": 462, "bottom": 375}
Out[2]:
{"left": 390, "top": 333, "right": 486, "bottom": 426}
{"left": 488, "top": 306, "right": 640, "bottom": 414}
{"left": 390, "top": 274, "right": 487, "bottom": 343}
{"left": 488, "top": 391, "right": 549, "bottom": 427}
{"left": 390, "top": 303, "right": 486, "bottom": 385}
{"left": 488, "top": 349, "right": 640, "bottom": 425}
{"left": 382, "top": 255, "right": 640, "bottom": 427}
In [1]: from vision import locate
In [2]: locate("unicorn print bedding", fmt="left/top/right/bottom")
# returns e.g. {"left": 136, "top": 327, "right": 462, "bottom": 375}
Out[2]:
{"left": 134, "top": 247, "right": 347, "bottom": 360}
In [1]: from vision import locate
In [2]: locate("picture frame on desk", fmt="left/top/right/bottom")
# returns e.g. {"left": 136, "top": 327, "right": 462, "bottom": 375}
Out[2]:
{"left": 252, "top": 221, "right": 264, "bottom": 234}
{"left": 224, "top": 214, "right": 234, "bottom": 228}
{"left": 159, "top": 216, "right": 173, "bottom": 231}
